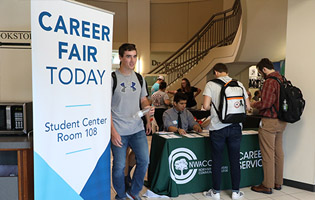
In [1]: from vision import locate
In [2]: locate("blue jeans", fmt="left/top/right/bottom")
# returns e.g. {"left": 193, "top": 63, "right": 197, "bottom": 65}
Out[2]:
{"left": 210, "top": 124, "right": 242, "bottom": 191}
{"left": 111, "top": 130, "right": 149, "bottom": 199}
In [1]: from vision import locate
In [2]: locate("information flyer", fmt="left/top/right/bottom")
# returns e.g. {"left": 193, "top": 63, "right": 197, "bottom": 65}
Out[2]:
{"left": 31, "top": 0, "right": 113, "bottom": 199}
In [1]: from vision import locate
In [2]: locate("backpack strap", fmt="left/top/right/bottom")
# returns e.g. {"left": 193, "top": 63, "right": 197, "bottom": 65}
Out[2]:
{"left": 135, "top": 72, "right": 143, "bottom": 88}
{"left": 210, "top": 78, "right": 225, "bottom": 86}
{"left": 210, "top": 78, "right": 239, "bottom": 86}
{"left": 266, "top": 76, "right": 283, "bottom": 115}
{"left": 267, "top": 76, "right": 282, "bottom": 85}
{"left": 111, "top": 71, "right": 117, "bottom": 95}
{"left": 135, "top": 72, "right": 149, "bottom": 97}
{"left": 209, "top": 79, "right": 226, "bottom": 118}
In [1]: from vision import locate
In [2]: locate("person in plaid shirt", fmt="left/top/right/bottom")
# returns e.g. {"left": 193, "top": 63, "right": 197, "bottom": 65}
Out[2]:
{"left": 250, "top": 58, "right": 287, "bottom": 194}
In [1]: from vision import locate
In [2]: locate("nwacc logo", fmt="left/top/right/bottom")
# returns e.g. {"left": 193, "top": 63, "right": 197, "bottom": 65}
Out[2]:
{"left": 168, "top": 148, "right": 198, "bottom": 184}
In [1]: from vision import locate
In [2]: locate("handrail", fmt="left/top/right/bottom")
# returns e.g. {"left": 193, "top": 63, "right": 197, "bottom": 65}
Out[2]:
{"left": 148, "top": 0, "right": 242, "bottom": 85}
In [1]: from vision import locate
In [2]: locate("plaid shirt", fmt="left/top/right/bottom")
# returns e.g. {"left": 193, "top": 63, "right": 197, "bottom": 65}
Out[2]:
{"left": 254, "top": 71, "right": 282, "bottom": 118}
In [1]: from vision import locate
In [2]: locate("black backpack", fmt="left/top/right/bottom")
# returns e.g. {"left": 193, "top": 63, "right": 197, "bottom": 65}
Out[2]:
{"left": 210, "top": 79, "right": 247, "bottom": 123}
{"left": 267, "top": 76, "right": 305, "bottom": 123}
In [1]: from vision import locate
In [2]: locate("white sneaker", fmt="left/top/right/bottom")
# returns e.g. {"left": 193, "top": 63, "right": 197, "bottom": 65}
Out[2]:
{"left": 232, "top": 191, "right": 244, "bottom": 199}
{"left": 203, "top": 189, "right": 220, "bottom": 200}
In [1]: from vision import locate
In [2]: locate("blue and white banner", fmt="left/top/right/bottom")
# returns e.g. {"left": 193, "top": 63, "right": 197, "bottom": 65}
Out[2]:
{"left": 31, "top": 1, "right": 113, "bottom": 199}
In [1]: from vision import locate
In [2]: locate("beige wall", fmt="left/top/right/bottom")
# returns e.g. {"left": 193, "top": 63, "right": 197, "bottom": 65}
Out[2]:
{"left": 151, "top": 0, "right": 223, "bottom": 51}
{"left": 0, "top": 0, "right": 30, "bottom": 30}
{"left": 284, "top": 0, "right": 315, "bottom": 185}
{"left": 151, "top": 3, "right": 189, "bottom": 44}
{"left": 0, "top": 0, "right": 31, "bottom": 102}
{"left": 223, "top": 0, "right": 235, "bottom": 10}
{"left": 151, "top": 0, "right": 222, "bottom": 43}
{"left": 237, "top": 0, "right": 287, "bottom": 62}
{"left": 228, "top": 63, "right": 251, "bottom": 90}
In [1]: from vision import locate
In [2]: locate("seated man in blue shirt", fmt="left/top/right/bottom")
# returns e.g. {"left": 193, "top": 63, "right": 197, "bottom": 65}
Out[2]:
{"left": 163, "top": 92, "right": 202, "bottom": 135}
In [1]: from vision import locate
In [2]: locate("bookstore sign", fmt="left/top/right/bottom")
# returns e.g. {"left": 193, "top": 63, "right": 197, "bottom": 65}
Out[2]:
{"left": 0, "top": 31, "right": 31, "bottom": 48}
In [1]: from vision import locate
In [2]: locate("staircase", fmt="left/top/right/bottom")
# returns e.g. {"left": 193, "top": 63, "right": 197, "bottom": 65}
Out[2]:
{"left": 148, "top": 0, "right": 242, "bottom": 100}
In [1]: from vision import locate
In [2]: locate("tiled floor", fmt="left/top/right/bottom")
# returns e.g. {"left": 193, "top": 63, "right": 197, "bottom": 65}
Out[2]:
{"left": 111, "top": 185, "right": 315, "bottom": 200}
{"left": 110, "top": 136, "right": 315, "bottom": 200}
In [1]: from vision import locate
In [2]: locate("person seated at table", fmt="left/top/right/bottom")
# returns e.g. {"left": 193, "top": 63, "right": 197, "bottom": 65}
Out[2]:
{"left": 151, "top": 81, "right": 171, "bottom": 109}
{"left": 163, "top": 92, "right": 202, "bottom": 135}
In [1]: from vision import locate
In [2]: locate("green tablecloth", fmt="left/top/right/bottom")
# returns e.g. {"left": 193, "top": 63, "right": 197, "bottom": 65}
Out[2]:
{"left": 148, "top": 132, "right": 263, "bottom": 197}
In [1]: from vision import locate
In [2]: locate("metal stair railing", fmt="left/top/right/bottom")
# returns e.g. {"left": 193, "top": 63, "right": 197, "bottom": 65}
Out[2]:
{"left": 148, "top": 0, "right": 242, "bottom": 85}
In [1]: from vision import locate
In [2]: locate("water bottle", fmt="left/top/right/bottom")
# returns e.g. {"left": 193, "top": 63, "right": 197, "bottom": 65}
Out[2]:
{"left": 133, "top": 107, "right": 150, "bottom": 119}
{"left": 283, "top": 99, "right": 288, "bottom": 112}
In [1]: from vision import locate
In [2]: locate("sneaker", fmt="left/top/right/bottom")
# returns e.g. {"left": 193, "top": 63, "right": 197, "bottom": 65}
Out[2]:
{"left": 126, "top": 191, "right": 141, "bottom": 200}
{"left": 232, "top": 191, "right": 244, "bottom": 199}
{"left": 203, "top": 189, "right": 220, "bottom": 200}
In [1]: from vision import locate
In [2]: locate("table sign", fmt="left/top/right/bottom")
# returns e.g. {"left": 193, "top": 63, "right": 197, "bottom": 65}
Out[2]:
{"left": 149, "top": 133, "right": 263, "bottom": 197}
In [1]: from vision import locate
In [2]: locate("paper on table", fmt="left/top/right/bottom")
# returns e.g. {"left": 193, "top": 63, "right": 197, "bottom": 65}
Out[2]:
{"left": 168, "top": 134, "right": 181, "bottom": 138}
{"left": 159, "top": 135, "right": 172, "bottom": 139}
{"left": 160, "top": 134, "right": 181, "bottom": 139}
{"left": 198, "top": 132, "right": 209, "bottom": 137}
{"left": 183, "top": 134, "right": 195, "bottom": 138}
{"left": 156, "top": 131, "right": 174, "bottom": 135}
{"left": 190, "top": 133, "right": 203, "bottom": 137}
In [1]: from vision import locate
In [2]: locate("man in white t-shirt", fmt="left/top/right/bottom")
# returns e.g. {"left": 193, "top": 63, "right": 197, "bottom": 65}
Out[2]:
{"left": 202, "top": 63, "right": 250, "bottom": 200}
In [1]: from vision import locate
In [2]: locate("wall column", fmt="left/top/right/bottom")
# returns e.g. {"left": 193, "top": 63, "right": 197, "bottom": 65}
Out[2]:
{"left": 284, "top": 0, "right": 315, "bottom": 187}
{"left": 128, "top": 0, "right": 150, "bottom": 74}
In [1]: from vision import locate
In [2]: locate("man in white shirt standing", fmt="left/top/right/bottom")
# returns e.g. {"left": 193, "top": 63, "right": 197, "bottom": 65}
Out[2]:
{"left": 202, "top": 63, "right": 250, "bottom": 200}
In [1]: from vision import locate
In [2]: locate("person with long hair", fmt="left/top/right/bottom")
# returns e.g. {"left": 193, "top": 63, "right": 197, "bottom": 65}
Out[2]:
{"left": 176, "top": 78, "right": 201, "bottom": 109}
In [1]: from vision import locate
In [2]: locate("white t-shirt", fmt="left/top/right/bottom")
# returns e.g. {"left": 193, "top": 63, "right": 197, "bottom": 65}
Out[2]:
{"left": 203, "top": 76, "right": 248, "bottom": 131}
